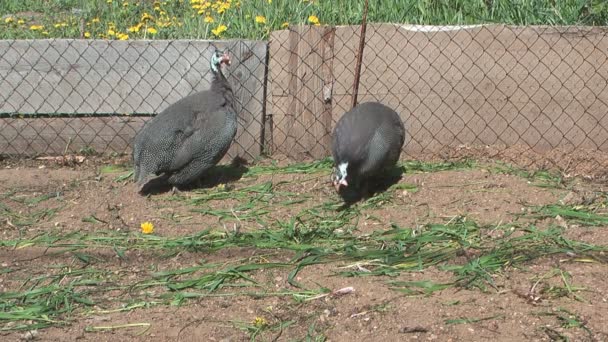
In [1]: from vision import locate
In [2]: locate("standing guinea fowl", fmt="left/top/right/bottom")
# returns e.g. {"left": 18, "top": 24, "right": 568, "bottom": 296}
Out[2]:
{"left": 133, "top": 49, "right": 237, "bottom": 194}
{"left": 331, "top": 101, "right": 405, "bottom": 195}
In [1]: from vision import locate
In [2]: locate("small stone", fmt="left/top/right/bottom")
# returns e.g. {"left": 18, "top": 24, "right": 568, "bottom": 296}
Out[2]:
{"left": 19, "top": 330, "right": 38, "bottom": 341}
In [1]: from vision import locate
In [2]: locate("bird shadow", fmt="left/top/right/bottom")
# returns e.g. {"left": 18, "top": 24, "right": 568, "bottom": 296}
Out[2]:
{"left": 336, "top": 165, "right": 405, "bottom": 209}
{"left": 139, "top": 156, "right": 249, "bottom": 195}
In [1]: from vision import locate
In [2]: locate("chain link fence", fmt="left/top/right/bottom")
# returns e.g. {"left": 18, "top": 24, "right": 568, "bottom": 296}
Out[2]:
{"left": 267, "top": 24, "right": 608, "bottom": 178}
{"left": 2, "top": 24, "right": 608, "bottom": 178}
{"left": 0, "top": 38, "right": 266, "bottom": 160}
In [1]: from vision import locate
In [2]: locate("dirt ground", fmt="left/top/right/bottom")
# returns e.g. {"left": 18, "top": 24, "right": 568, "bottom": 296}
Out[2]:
{"left": 1, "top": 155, "right": 607, "bottom": 342}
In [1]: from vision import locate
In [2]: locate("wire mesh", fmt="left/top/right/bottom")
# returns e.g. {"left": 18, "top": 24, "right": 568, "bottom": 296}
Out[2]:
{"left": 267, "top": 24, "right": 608, "bottom": 178}
{"left": 2, "top": 24, "right": 608, "bottom": 178}
{"left": 0, "top": 38, "right": 267, "bottom": 160}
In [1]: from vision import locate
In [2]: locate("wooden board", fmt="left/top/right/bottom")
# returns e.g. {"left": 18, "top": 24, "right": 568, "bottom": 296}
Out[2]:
{"left": 268, "top": 24, "right": 608, "bottom": 159}
{"left": 0, "top": 116, "right": 146, "bottom": 156}
{"left": 268, "top": 26, "right": 335, "bottom": 159}
{"left": 0, "top": 39, "right": 267, "bottom": 159}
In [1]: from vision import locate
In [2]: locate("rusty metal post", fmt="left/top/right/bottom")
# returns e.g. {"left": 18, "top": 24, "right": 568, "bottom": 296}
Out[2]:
{"left": 351, "top": 0, "right": 369, "bottom": 109}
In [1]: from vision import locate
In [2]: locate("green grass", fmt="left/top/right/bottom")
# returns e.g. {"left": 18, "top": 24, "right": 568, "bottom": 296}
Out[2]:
{"left": 1, "top": 159, "right": 606, "bottom": 334}
{"left": 2, "top": 217, "right": 604, "bottom": 331}
{"left": 490, "top": 162, "right": 566, "bottom": 188}
{"left": 444, "top": 314, "right": 505, "bottom": 325}
{"left": 524, "top": 204, "right": 608, "bottom": 226}
{"left": 1, "top": 0, "right": 607, "bottom": 40}
{"left": 536, "top": 307, "right": 595, "bottom": 339}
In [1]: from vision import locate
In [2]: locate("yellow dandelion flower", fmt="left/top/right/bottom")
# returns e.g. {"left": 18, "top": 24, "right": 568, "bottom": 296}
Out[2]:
{"left": 147, "top": 27, "right": 158, "bottom": 34}
{"left": 4, "top": 16, "right": 14, "bottom": 24}
{"left": 281, "top": 22, "right": 289, "bottom": 28}
{"left": 217, "top": 2, "right": 230, "bottom": 14}
{"left": 18, "top": 19, "right": 25, "bottom": 25}
{"left": 29, "top": 25, "right": 44, "bottom": 31}
{"left": 92, "top": 17, "right": 100, "bottom": 23}
{"left": 252, "top": 316, "right": 267, "bottom": 328}
{"left": 308, "top": 15, "right": 320, "bottom": 25}
{"left": 117, "top": 32, "right": 129, "bottom": 40}
{"left": 128, "top": 23, "right": 142, "bottom": 32}
{"left": 84, "top": 31, "right": 91, "bottom": 38}
{"left": 42, "top": 31, "right": 49, "bottom": 35}
{"left": 53, "top": 22, "right": 67, "bottom": 28}
{"left": 123, "top": 1, "right": 129, "bottom": 7}
{"left": 204, "top": 16, "right": 214, "bottom": 23}
{"left": 153, "top": 1, "right": 161, "bottom": 11}
{"left": 141, "top": 12, "right": 153, "bottom": 22}
{"left": 255, "top": 15, "right": 266, "bottom": 24}
{"left": 267, "top": 0, "right": 272, "bottom": 3}
{"left": 107, "top": 29, "right": 116, "bottom": 36}
{"left": 141, "top": 221, "right": 154, "bottom": 234}
{"left": 211, "top": 24, "right": 227, "bottom": 36}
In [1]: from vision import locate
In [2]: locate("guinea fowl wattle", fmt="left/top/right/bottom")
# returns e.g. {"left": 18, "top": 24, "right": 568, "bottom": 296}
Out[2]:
{"left": 132, "top": 49, "right": 237, "bottom": 194}
{"left": 331, "top": 101, "right": 406, "bottom": 195}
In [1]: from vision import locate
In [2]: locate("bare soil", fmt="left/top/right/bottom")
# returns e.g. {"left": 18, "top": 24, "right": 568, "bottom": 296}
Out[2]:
{"left": 1, "top": 156, "right": 607, "bottom": 342}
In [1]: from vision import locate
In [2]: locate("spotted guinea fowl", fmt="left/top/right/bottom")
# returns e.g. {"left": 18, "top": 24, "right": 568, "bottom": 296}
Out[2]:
{"left": 133, "top": 49, "right": 237, "bottom": 194}
{"left": 331, "top": 101, "right": 405, "bottom": 194}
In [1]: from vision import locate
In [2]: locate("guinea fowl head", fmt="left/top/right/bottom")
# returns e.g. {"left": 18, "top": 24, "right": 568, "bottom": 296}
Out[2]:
{"left": 210, "top": 49, "right": 231, "bottom": 73}
{"left": 332, "top": 162, "right": 349, "bottom": 192}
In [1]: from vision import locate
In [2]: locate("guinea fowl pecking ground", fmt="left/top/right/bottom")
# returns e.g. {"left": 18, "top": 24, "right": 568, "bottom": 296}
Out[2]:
{"left": 331, "top": 101, "right": 406, "bottom": 201}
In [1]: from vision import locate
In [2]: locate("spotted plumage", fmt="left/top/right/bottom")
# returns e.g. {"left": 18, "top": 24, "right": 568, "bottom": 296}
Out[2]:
{"left": 133, "top": 50, "right": 237, "bottom": 194}
{"left": 331, "top": 101, "right": 405, "bottom": 194}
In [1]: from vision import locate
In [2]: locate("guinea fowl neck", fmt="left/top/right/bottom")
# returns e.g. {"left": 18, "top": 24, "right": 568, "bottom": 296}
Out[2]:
{"left": 211, "top": 66, "right": 236, "bottom": 117}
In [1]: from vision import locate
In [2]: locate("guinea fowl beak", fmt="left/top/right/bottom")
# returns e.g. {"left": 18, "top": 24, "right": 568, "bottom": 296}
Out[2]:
{"left": 334, "top": 179, "right": 348, "bottom": 192}
{"left": 221, "top": 52, "right": 231, "bottom": 66}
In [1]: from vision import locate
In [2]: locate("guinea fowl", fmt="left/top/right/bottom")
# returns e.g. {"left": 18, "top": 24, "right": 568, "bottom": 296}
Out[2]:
{"left": 133, "top": 49, "right": 237, "bottom": 194}
{"left": 331, "top": 101, "right": 405, "bottom": 195}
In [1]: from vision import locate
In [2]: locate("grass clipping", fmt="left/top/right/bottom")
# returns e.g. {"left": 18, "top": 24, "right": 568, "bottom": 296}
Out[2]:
{"left": 0, "top": 159, "right": 606, "bottom": 332}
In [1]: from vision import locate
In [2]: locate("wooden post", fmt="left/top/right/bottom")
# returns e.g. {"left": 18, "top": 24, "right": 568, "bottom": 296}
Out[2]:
{"left": 285, "top": 26, "right": 335, "bottom": 160}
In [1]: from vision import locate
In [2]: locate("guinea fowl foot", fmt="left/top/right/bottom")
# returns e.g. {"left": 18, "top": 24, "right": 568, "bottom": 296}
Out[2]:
{"left": 171, "top": 186, "right": 182, "bottom": 195}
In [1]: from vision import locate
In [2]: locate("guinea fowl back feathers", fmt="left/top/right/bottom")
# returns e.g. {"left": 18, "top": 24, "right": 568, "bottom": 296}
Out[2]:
{"left": 331, "top": 101, "right": 405, "bottom": 191}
